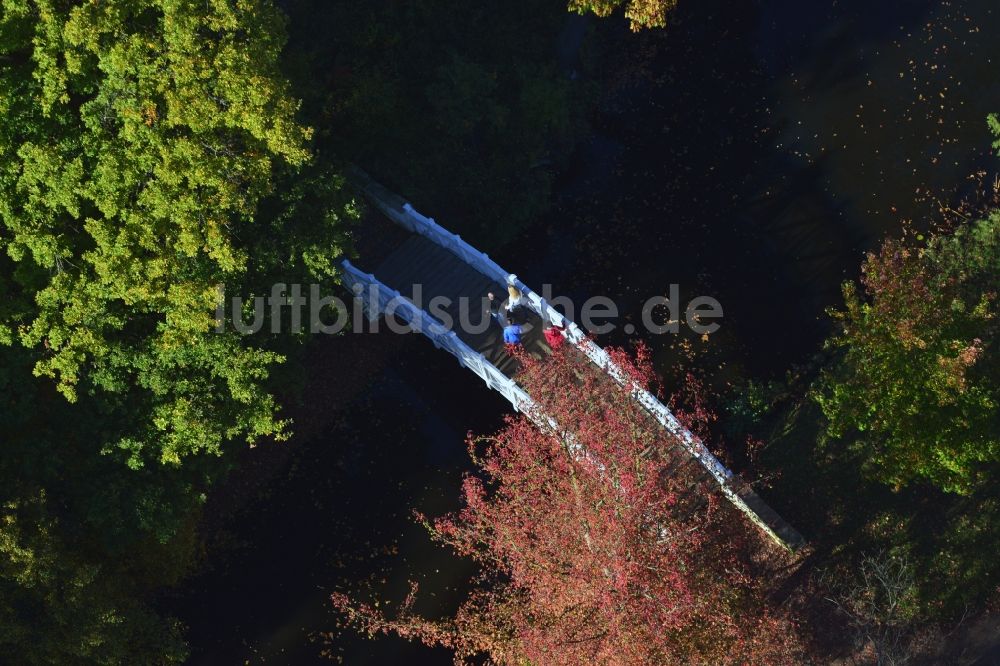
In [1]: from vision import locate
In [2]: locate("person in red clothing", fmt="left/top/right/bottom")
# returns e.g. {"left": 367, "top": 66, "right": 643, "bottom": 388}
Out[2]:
{"left": 543, "top": 320, "right": 566, "bottom": 350}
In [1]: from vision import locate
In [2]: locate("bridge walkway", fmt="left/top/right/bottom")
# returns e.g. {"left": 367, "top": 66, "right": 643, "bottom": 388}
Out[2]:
{"left": 375, "top": 234, "right": 550, "bottom": 376}
{"left": 343, "top": 167, "right": 807, "bottom": 552}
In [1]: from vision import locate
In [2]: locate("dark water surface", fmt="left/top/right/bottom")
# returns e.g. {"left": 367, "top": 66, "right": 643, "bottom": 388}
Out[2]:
{"left": 172, "top": 340, "right": 502, "bottom": 664}
{"left": 525, "top": 0, "right": 999, "bottom": 386}
{"left": 175, "top": 1, "right": 1000, "bottom": 663}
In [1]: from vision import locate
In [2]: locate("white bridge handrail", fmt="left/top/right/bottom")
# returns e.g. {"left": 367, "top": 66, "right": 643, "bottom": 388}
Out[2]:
{"left": 396, "top": 203, "right": 733, "bottom": 482}
{"left": 340, "top": 260, "right": 533, "bottom": 412}
{"left": 350, "top": 178, "right": 801, "bottom": 550}
{"left": 395, "top": 204, "right": 796, "bottom": 547}
{"left": 341, "top": 260, "right": 603, "bottom": 471}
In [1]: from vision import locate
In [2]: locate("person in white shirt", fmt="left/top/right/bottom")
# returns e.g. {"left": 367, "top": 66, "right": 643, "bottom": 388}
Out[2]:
{"left": 505, "top": 284, "right": 523, "bottom": 311}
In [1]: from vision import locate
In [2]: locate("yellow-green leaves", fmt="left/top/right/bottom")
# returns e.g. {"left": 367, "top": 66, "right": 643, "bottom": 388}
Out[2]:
{"left": 0, "top": 0, "right": 336, "bottom": 463}
{"left": 568, "top": 0, "right": 677, "bottom": 31}
{"left": 816, "top": 213, "right": 1000, "bottom": 494}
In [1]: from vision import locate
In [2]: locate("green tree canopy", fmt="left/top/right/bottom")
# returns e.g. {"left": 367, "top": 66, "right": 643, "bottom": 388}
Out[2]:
{"left": 816, "top": 213, "right": 1000, "bottom": 494}
{"left": 568, "top": 0, "right": 677, "bottom": 31}
{"left": 0, "top": 0, "right": 355, "bottom": 661}
{"left": 0, "top": 345, "right": 198, "bottom": 663}
{"left": 0, "top": 0, "right": 352, "bottom": 466}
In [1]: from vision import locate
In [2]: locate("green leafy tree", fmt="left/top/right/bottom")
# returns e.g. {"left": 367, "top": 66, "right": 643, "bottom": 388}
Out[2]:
{"left": 0, "top": 0, "right": 354, "bottom": 466}
{"left": 0, "top": 344, "right": 203, "bottom": 664}
{"left": 568, "top": 0, "right": 677, "bottom": 31}
{"left": 815, "top": 213, "right": 1000, "bottom": 494}
{"left": 0, "top": 0, "right": 354, "bottom": 661}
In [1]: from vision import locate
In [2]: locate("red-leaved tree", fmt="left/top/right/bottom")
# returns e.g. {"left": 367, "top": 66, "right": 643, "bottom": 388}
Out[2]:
{"left": 332, "top": 343, "right": 806, "bottom": 664}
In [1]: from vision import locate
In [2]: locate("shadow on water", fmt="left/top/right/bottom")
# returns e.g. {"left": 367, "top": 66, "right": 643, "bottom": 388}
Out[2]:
{"left": 171, "top": 335, "right": 508, "bottom": 664}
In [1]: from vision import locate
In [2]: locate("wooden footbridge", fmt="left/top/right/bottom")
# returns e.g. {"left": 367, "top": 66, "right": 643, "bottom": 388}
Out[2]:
{"left": 342, "top": 169, "right": 805, "bottom": 551}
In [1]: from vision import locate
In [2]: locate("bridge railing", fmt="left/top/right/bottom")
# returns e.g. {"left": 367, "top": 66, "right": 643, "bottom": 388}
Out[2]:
{"left": 341, "top": 260, "right": 601, "bottom": 472}
{"left": 390, "top": 203, "right": 799, "bottom": 549}
{"left": 342, "top": 257, "right": 791, "bottom": 548}
{"left": 394, "top": 203, "right": 731, "bottom": 478}
{"left": 396, "top": 206, "right": 603, "bottom": 338}
{"left": 340, "top": 260, "right": 533, "bottom": 412}
{"left": 349, "top": 171, "right": 803, "bottom": 550}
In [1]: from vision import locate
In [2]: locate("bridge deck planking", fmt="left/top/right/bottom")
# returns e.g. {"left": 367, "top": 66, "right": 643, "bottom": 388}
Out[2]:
{"left": 374, "top": 235, "right": 552, "bottom": 376}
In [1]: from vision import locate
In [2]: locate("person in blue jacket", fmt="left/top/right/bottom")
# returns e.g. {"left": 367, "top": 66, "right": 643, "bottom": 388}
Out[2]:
{"left": 503, "top": 322, "right": 523, "bottom": 345}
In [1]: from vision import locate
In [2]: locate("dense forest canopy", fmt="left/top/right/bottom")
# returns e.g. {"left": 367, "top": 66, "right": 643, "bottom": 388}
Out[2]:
{"left": 0, "top": 0, "right": 349, "bottom": 463}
